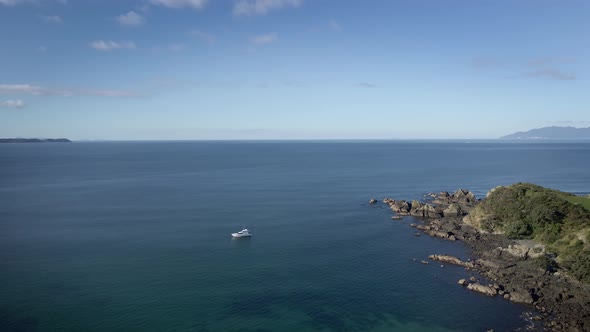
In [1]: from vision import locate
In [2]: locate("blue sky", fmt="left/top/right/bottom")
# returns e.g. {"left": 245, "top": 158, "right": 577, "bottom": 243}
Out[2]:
{"left": 0, "top": 0, "right": 589, "bottom": 140}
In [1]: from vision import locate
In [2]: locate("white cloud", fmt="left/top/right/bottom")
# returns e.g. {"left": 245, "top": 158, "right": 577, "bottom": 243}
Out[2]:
{"left": 90, "top": 40, "right": 136, "bottom": 51}
{"left": 116, "top": 11, "right": 144, "bottom": 27}
{"left": 528, "top": 57, "right": 576, "bottom": 66}
{"left": 189, "top": 30, "right": 214, "bottom": 43}
{"left": 0, "top": 84, "right": 140, "bottom": 97}
{"left": 328, "top": 19, "right": 341, "bottom": 31}
{"left": 0, "top": 99, "right": 25, "bottom": 108}
{"left": 0, "top": 0, "right": 29, "bottom": 6}
{"left": 169, "top": 43, "right": 185, "bottom": 52}
{"left": 150, "top": 0, "right": 207, "bottom": 9}
{"left": 523, "top": 68, "right": 576, "bottom": 81}
{"left": 250, "top": 32, "right": 278, "bottom": 45}
{"left": 357, "top": 82, "right": 376, "bottom": 88}
{"left": 0, "top": 84, "right": 57, "bottom": 95}
{"left": 0, "top": 0, "right": 65, "bottom": 5}
{"left": 233, "top": 0, "right": 302, "bottom": 16}
{"left": 80, "top": 89, "right": 140, "bottom": 97}
{"left": 41, "top": 15, "right": 62, "bottom": 23}
{"left": 37, "top": 46, "right": 47, "bottom": 52}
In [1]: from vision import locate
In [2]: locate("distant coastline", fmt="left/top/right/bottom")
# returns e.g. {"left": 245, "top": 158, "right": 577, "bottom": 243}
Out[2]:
{"left": 0, "top": 138, "right": 72, "bottom": 143}
{"left": 501, "top": 126, "right": 590, "bottom": 140}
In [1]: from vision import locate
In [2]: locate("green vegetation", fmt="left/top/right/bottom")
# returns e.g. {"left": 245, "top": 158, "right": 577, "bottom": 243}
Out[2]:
{"left": 562, "top": 194, "right": 590, "bottom": 211}
{"left": 472, "top": 183, "right": 590, "bottom": 283}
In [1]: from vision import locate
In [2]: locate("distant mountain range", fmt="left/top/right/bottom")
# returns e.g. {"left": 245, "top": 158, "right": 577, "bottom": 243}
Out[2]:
{"left": 0, "top": 138, "right": 72, "bottom": 143}
{"left": 500, "top": 126, "right": 590, "bottom": 139}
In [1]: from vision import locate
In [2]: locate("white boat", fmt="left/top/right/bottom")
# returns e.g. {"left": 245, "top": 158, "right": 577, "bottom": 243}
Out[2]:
{"left": 231, "top": 228, "right": 252, "bottom": 238}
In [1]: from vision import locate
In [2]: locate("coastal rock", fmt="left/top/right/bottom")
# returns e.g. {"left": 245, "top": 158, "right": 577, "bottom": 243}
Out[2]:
{"left": 411, "top": 203, "right": 441, "bottom": 218}
{"left": 458, "top": 278, "right": 468, "bottom": 286}
{"left": 509, "top": 291, "right": 534, "bottom": 304}
{"left": 475, "top": 259, "right": 502, "bottom": 270}
{"left": 391, "top": 215, "right": 403, "bottom": 220}
{"left": 428, "top": 255, "right": 475, "bottom": 268}
{"left": 427, "top": 230, "right": 457, "bottom": 241}
{"left": 410, "top": 200, "right": 423, "bottom": 215}
{"left": 416, "top": 225, "right": 430, "bottom": 231}
{"left": 390, "top": 200, "right": 411, "bottom": 215}
{"left": 443, "top": 203, "right": 464, "bottom": 217}
{"left": 463, "top": 208, "right": 497, "bottom": 233}
{"left": 369, "top": 198, "right": 378, "bottom": 204}
{"left": 433, "top": 191, "right": 452, "bottom": 205}
{"left": 499, "top": 242, "right": 546, "bottom": 259}
{"left": 501, "top": 244, "right": 528, "bottom": 259}
{"left": 453, "top": 189, "right": 478, "bottom": 206}
{"left": 467, "top": 282, "right": 497, "bottom": 296}
{"left": 422, "top": 204, "right": 441, "bottom": 218}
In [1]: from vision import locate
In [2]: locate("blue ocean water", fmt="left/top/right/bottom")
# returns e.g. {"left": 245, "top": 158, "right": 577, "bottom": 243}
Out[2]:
{"left": 1, "top": 141, "right": 589, "bottom": 332}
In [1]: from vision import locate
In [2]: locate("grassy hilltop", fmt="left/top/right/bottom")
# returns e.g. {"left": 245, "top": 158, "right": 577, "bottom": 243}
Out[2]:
{"left": 465, "top": 183, "right": 590, "bottom": 283}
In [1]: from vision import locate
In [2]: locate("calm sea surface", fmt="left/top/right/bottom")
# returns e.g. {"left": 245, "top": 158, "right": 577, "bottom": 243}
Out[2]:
{"left": 1, "top": 141, "right": 589, "bottom": 332}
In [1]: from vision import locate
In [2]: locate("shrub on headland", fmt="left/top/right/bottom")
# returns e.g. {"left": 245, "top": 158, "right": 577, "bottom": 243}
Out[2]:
{"left": 468, "top": 183, "right": 590, "bottom": 283}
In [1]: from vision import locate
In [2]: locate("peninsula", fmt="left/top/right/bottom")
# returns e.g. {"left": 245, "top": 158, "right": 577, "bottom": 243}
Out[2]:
{"left": 0, "top": 138, "right": 71, "bottom": 143}
{"left": 372, "top": 183, "right": 590, "bottom": 331}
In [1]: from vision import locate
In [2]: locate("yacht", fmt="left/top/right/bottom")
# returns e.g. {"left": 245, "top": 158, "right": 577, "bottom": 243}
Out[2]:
{"left": 231, "top": 228, "right": 252, "bottom": 238}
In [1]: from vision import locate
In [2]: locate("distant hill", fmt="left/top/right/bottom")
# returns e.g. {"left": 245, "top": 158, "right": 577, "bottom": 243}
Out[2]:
{"left": 0, "top": 138, "right": 71, "bottom": 143}
{"left": 501, "top": 126, "right": 590, "bottom": 139}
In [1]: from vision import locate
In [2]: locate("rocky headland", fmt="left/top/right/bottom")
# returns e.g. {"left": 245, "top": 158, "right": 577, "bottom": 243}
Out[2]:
{"left": 0, "top": 138, "right": 71, "bottom": 143}
{"left": 373, "top": 184, "right": 590, "bottom": 331}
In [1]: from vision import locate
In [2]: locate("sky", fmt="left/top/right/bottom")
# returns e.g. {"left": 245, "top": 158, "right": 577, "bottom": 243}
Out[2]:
{"left": 0, "top": 0, "right": 589, "bottom": 140}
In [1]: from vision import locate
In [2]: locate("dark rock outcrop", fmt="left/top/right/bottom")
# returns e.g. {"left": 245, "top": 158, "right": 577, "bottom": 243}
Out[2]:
{"left": 410, "top": 202, "right": 440, "bottom": 218}
{"left": 428, "top": 255, "right": 475, "bottom": 268}
{"left": 386, "top": 199, "right": 411, "bottom": 215}
{"left": 467, "top": 282, "right": 497, "bottom": 296}
{"left": 453, "top": 189, "right": 478, "bottom": 206}
{"left": 508, "top": 291, "right": 534, "bottom": 304}
{"left": 443, "top": 203, "right": 464, "bottom": 217}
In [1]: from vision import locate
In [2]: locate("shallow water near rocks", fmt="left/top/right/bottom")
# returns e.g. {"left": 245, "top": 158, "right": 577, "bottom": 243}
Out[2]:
{"left": 1, "top": 141, "right": 589, "bottom": 331}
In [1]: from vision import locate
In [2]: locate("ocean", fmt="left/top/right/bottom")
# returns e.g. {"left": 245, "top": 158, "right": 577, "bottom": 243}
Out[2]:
{"left": 1, "top": 141, "right": 589, "bottom": 331}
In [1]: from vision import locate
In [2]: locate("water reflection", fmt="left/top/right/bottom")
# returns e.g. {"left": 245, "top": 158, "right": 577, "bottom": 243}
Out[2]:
{"left": 230, "top": 237, "right": 252, "bottom": 248}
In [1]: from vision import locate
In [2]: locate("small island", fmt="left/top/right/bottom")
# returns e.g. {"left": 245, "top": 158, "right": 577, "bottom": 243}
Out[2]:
{"left": 0, "top": 138, "right": 72, "bottom": 143}
{"left": 373, "top": 183, "right": 590, "bottom": 331}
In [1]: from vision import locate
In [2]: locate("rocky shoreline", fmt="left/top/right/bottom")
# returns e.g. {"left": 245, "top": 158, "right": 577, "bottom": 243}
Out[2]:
{"left": 370, "top": 189, "right": 590, "bottom": 331}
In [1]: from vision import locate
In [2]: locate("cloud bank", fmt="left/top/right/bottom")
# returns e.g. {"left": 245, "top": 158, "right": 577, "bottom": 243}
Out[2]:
{"left": 0, "top": 84, "right": 140, "bottom": 97}
{"left": 90, "top": 40, "right": 136, "bottom": 51}
{"left": 116, "top": 11, "right": 144, "bottom": 27}
{"left": 234, "top": 0, "right": 302, "bottom": 16}
{"left": 150, "top": 0, "right": 207, "bottom": 9}
{"left": 41, "top": 15, "right": 62, "bottom": 23}
{"left": 250, "top": 32, "right": 278, "bottom": 45}
{"left": 523, "top": 68, "right": 576, "bottom": 81}
{"left": 0, "top": 99, "right": 25, "bottom": 108}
